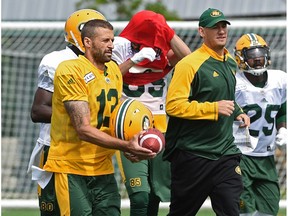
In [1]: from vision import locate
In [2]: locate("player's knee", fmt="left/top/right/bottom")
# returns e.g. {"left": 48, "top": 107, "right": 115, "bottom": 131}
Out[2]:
{"left": 129, "top": 191, "right": 149, "bottom": 210}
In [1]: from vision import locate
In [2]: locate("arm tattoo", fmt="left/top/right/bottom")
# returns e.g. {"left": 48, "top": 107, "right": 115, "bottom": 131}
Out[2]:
{"left": 64, "top": 101, "right": 90, "bottom": 129}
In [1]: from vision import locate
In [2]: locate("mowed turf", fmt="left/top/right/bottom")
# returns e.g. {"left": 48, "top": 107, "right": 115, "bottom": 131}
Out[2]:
{"left": 1, "top": 208, "right": 212, "bottom": 216}
{"left": 1, "top": 208, "right": 287, "bottom": 216}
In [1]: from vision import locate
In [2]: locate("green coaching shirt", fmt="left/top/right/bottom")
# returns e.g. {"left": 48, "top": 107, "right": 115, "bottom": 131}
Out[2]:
{"left": 163, "top": 43, "right": 243, "bottom": 161}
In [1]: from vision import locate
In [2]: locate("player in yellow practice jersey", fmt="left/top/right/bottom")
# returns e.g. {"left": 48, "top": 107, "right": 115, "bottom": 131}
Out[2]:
{"left": 44, "top": 19, "right": 155, "bottom": 216}
{"left": 28, "top": 9, "right": 107, "bottom": 216}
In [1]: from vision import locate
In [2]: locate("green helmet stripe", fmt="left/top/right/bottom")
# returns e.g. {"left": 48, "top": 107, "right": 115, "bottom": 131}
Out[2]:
{"left": 115, "top": 99, "right": 134, "bottom": 140}
{"left": 247, "top": 33, "right": 258, "bottom": 45}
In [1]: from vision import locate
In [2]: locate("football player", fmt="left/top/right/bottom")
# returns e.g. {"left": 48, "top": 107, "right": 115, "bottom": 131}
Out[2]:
{"left": 28, "top": 9, "right": 106, "bottom": 216}
{"left": 43, "top": 18, "right": 155, "bottom": 215}
{"left": 111, "top": 10, "right": 191, "bottom": 216}
{"left": 234, "top": 33, "right": 287, "bottom": 216}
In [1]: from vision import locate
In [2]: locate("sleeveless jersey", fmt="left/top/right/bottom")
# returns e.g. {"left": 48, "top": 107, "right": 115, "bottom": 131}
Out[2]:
{"left": 235, "top": 69, "right": 287, "bottom": 156}
{"left": 44, "top": 56, "right": 122, "bottom": 176}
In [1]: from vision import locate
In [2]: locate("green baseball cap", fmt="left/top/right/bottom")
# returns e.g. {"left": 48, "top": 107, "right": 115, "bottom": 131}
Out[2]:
{"left": 199, "top": 8, "right": 230, "bottom": 27}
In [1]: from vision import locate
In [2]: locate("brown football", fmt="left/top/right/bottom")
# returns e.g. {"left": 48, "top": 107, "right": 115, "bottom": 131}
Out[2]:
{"left": 138, "top": 128, "right": 165, "bottom": 154}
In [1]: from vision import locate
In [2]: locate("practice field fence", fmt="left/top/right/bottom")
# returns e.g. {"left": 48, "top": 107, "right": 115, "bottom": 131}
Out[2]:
{"left": 1, "top": 20, "right": 286, "bottom": 208}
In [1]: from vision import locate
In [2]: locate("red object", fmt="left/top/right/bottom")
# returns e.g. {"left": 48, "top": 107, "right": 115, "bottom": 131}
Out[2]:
{"left": 120, "top": 10, "right": 175, "bottom": 86}
{"left": 138, "top": 128, "right": 165, "bottom": 154}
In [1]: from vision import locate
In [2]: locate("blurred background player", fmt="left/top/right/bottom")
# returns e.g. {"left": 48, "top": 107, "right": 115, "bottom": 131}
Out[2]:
{"left": 234, "top": 33, "right": 287, "bottom": 216}
{"left": 111, "top": 10, "right": 191, "bottom": 216}
{"left": 27, "top": 9, "right": 106, "bottom": 215}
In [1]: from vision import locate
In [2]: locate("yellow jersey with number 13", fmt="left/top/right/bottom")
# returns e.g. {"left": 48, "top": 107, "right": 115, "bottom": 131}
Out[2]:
{"left": 44, "top": 55, "right": 122, "bottom": 176}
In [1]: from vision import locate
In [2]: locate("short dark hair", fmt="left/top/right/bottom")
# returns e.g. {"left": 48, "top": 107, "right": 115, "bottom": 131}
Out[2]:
{"left": 81, "top": 19, "right": 114, "bottom": 44}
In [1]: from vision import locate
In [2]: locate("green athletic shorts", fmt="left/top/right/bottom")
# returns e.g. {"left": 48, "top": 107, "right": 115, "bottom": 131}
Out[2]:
{"left": 117, "top": 150, "right": 171, "bottom": 202}
{"left": 38, "top": 146, "right": 60, "bottom": 216}
{"left": 54, "top": 173, "right": 121, "bottom": 216}
{"left": 239, "top": 155, "right": 280, "bottom": 215}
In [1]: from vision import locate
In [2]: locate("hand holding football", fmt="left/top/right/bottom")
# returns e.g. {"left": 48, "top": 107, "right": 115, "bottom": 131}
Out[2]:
{"left": 138, "top": 128, "right": 165, "bottom": 154}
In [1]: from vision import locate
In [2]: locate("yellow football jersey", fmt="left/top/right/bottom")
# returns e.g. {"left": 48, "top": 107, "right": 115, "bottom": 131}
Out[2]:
{"left": 44, "top": 55, "right": 122, "bottom": 176}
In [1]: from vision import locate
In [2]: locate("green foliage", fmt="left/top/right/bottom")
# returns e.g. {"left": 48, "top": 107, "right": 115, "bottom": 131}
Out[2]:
{"left": 145, "top": 2, "right": 181, "bottom": 20}
{"left": 115, "top": 0, "right": 142, "bottom": 20}
{"left": 75, "top": 0, "right": 181, "bottom": 20}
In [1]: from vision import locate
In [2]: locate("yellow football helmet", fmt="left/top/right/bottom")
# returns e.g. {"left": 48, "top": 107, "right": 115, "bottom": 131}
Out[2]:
{"left": 234, "top": 33, "right": 271, "bottom": 75}
{"left": 109, "top": 99, "right": 154, "bottom": 141}
{"left": 64, "top": 9, "right": 106, "bottom": 52}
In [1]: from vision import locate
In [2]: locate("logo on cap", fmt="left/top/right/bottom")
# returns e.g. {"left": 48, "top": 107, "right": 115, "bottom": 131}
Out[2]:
{"left": 210, "top": 10, "right": 221, "bottom": 17}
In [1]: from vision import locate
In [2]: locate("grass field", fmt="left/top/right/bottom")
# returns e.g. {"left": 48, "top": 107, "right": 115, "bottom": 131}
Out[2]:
{"left": 1, "top": 208, "right": 212, "bottom": 216}
{"left": 1, "top": 208, "right": 287, "bottom": 216}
